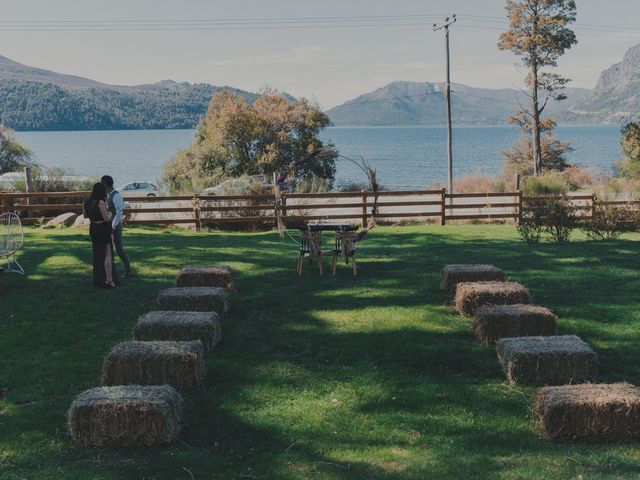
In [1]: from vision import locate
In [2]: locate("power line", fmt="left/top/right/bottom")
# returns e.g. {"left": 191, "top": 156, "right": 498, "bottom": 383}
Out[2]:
{"left": 0, "top": 23, "right": 438, "bottom": 32}
{"left": 0, "top": 13, "right": 450, "bottom": 31}
{"left": 0, "top": 14, "right": 449, "bottom": 25}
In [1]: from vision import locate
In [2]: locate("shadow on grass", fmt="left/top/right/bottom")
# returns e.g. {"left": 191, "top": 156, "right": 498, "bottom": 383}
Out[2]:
{"left": 2, "top": 226, "right": 640, "bottom": 479}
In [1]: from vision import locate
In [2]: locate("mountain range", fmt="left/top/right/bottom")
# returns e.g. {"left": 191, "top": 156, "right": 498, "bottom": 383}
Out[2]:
{"left": 328, "top": 43, "right": 640, "bottom": 127}
{"left": 1, "top": 43, "right": 639, "bottom": 130}
{"left": 326, "top": 82, "right": 591, "bottom": 126}
{"left": 0, "top": 54, "right": 259, "bottom": 131}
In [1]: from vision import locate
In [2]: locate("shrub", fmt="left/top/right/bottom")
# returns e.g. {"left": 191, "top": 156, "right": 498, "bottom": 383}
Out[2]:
{"left": 293, "top": 176, "right": 331, "bottom": 193}
{"left": 519, "top": 195, "right": 577, "bottom": 244}
{"left": 501, "top": 132, "right": 573, "bottom": 180}
{"left": 606, "top": 177, "right": 640, "bottom": 195}
{"left": 517, "top": 218, "right": 545, "bottom": 244}
{"left": 543, "top": 196, "right": 578, "bottom": 243}
{"left": 583, "top": 202, "right": 639, "bottom": 240}
{"left": 453, "top": 173, "right": 499, "bottom": 193}
{"left": 521, "top": 173, "right": 570, "bottom": 196}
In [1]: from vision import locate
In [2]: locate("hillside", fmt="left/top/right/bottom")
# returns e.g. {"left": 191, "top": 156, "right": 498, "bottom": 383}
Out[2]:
{"left": 0, "top": 54, "right": 258, "bottom": 131}
{"left": 326, "top": 81, "right": 590, "bottom": 126}
{"left": 566, "top": 43, "right": 640, "bottom": 124}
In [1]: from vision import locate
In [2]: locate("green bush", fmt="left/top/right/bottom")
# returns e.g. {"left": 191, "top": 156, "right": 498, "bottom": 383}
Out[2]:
{"left": 543, "top": 196, "right": 577, "bottom": 243}
{"left": 519, "top": 196, "right": 577, "bottom": 244}
{"left": 583, "top": 202, "right": 639, "bottom": 240}
{"left": 521, "top": 173, "right": 573, "bottom": 196}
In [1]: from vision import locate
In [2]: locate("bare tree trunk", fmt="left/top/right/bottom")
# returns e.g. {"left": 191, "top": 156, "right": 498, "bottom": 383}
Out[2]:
{"left": 531, "top": 64, "right": 542, "bottom": 176}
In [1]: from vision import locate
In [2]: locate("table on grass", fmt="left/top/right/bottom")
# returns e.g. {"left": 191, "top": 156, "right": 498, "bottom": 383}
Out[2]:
{"left": 296, "top": 223, "right": 358, "bottom": 274}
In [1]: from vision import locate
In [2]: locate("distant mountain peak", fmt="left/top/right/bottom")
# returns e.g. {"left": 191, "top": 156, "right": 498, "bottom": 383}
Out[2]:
{"left": 567, "top": 43, "right": 640, "bottom": 124}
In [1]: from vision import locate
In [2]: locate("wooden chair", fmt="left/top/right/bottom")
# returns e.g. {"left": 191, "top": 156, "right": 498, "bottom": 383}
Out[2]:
{"left": 332, "top": 232, "right": 355, "bottom": 276}
{"left": 297, "top": 230, "right": 324, "bottom": 276}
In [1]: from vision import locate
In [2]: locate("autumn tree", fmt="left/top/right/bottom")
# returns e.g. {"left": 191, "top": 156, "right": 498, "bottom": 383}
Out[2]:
{"left": 163, "top": 90, "right": 337, "bottom": 193}
{"left": 615, "top": 122, "right": 640, "bottom": 178}
{"left": 498, "top": 0, "right": 577, "bottom": 176}
{"left": 0, "top": 125, "right": 32, "bottom": 175}
{"left": 501, "top": 110, "right": 572, "bottom": 180}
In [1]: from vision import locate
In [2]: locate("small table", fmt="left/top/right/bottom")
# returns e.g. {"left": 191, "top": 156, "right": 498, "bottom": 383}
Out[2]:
{"left": 298, "top": 223, "right": 358, "bottom": 233}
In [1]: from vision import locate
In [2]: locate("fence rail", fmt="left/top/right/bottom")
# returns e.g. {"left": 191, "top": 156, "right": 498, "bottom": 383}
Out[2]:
{"left": 0, "top": 189, "right": 638, "bottom": 228}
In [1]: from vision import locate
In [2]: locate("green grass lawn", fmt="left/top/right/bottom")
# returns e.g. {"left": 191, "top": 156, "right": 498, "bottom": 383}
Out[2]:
{"left": 1, "top": 225, "right": 639, "bottom": 479}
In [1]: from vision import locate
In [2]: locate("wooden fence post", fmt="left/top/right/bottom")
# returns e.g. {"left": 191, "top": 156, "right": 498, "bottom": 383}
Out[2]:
{"left": 193, "top": 194, "right": 201, "bottom": 231}
{"left": 361, "top": 190, "right": 368, "bottom": 228}
{"left": 281, "top": 195, "right": 287, "bottom": 219}
{"left": 440, "top": 188, "right": 446, "bottom": 225}
{"left": 590, "top": 194, "right": 596, "bottom": 220}
{"left": 24, "top": 166, "right": 33, "bottom": 206}
{"left": 516, "top": 190, "right": 523, "bottom": 226}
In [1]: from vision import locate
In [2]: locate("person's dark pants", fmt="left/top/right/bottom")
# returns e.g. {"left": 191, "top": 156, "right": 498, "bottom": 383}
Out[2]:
{"left": 112, "top": 224, "right": 132, "bottom": 275}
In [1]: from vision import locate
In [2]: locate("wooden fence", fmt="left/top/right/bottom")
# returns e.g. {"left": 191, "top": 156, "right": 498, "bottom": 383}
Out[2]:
{"left": 0, "top": 189, "right": 637, "bottom": 227}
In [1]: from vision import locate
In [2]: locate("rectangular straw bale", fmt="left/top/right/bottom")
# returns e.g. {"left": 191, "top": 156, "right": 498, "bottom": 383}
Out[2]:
{"left": 533, "top": 383, "right": 640, "bottom": 443}
{"left": 68, "top": 385, "right": 183, "bottom": 446}
{"left": 102, "top": 341, "right": 204, "bottom": 390}
{"left": 474, "top": 304, "right": 557, "bottom": 344}
{"left": 440, "top": 264, "right": 505, "bottom": 293}
{"left": 176, "top": 265, "right": 236, "bottom": 291}
{"left": 454, "top": 281, "right": 531, "bottom": 316}
{"left": 157, "top": 287, "right": 228, "bottom": 318}
{"left": 135, "top": 311, "right": 221, "bottom": 352}
{"left": 497, "top": 335, "right": 598, "bottom": 386}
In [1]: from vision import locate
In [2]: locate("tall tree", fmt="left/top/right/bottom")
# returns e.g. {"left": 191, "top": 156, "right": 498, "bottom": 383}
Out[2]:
{"left": 498, "top": 0, "right": 577, "bottom": 176}
{"left": 0, "top": 125, "right": 32, "bottom": 175}
{"left": 163, "top": 91, "right": 337, "bottom": 193}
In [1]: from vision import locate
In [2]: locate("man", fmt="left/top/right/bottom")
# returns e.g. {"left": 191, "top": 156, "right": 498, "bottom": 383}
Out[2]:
{"left": 101, "top": 175, "right": 134, "bottom": 278}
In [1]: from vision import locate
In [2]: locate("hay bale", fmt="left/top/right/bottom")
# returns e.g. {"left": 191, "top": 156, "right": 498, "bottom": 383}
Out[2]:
{"left": 440, "top": 264, "right": 506, "bottom": 293}
{"left": 68, "top": 385, "right": 183, "bottom": 446}
{"left": 135, "top": 311, "right": 221, "bottom": 352}
{"left": 176, "top": 265, "right": 236, "bottom": 291}
{"left": 497, "top": 335, "right": 598, "bottom": 386}
{"left": 454, "top": 281, "right": 531, "bottom": 316}
{"left": 474, "top": 304, "right": 557, "bottom": 344}
{"left": 102, "top": 341, "right": 204, "bottom": 390}
{"left": 157, "top": 287, "right": 228, "bottom": 318}
{"left": 533, "top": 383, "right": 640, "bottom": 443}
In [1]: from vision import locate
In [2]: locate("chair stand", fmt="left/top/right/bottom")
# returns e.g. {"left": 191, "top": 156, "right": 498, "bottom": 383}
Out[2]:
{"left": 7, "top": 255, "right": 25, "bottom": 275}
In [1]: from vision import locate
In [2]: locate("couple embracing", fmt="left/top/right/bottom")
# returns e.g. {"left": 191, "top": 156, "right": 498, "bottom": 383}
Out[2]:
{"left": 83, "top": 175, "right": 134, "bottom": 288}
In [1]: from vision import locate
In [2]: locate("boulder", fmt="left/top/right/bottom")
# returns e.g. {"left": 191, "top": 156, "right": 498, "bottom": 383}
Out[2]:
{"left": 43, "top": 212, "right": 78, "bottom": 228}
{"left": 72, "top": 215, "right": 91, "bottom": 228}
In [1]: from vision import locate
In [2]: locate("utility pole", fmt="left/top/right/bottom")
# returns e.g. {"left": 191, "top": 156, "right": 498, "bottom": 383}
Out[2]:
{"left": 433, "top": 15, "right": 456, "bottom": 200}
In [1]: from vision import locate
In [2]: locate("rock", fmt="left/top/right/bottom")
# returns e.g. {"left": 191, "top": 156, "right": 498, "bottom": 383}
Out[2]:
{"left": 72, "top": 215, "right": 91, "bottom": 228}
{"left": 43, "top": 212, "right": 78, "bottom": 228}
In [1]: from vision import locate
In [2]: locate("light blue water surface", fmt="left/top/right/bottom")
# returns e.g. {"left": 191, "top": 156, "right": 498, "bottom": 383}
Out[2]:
{"left": 14, "top": 125, "right": 621, "bottom": 189}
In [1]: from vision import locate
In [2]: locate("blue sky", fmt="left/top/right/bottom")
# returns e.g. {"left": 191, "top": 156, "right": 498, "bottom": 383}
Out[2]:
{"left": 2, "top": 0, "right": 640, "bottom": 108}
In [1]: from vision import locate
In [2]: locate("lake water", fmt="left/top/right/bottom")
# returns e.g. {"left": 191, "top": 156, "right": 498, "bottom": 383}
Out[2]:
{"left": 14, "top": 125, "right": 622, "bottom": 190}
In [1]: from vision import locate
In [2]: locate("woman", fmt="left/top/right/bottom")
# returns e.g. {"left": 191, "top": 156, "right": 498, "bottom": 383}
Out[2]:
{"left": 84, "top": 182, "right": 117, "bottom": 288}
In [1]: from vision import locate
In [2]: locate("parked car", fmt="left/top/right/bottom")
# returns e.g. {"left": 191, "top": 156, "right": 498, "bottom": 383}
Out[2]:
{"left": 201, "top": 176, "right": 270, "bottom": 196}
{"left": 119, "top": 181, "right": 161, "bottom": 198}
